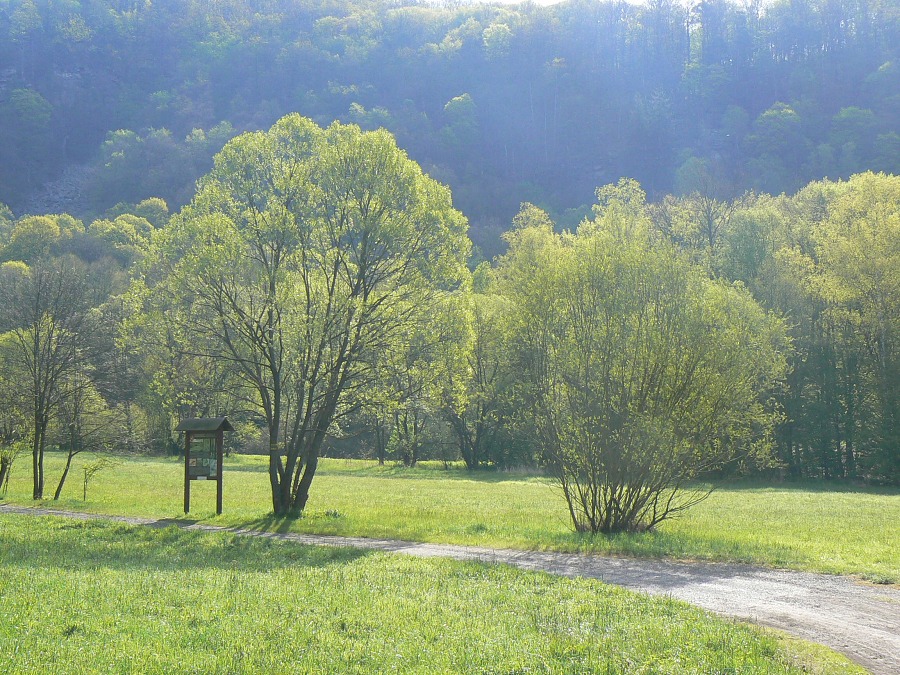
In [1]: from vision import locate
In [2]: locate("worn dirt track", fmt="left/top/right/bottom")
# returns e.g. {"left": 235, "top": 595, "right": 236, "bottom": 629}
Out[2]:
{"left": 2, "top": 504, "right": 898, "bottom": 674}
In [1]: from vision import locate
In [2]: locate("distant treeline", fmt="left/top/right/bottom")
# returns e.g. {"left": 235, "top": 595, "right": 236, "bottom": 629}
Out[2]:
{"left": 1, "top": 170, "right": 897, "bottom": 486}
{"left": 0, "top": 0, "right": 897, "bottom": 253}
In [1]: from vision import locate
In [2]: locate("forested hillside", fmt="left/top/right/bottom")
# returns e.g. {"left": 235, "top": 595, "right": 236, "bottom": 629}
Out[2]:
{"left": 1, "top": 0, "right": 898, "bottom": 502}
{"left": 1, "top": 0, "right": 897, "bottom": 253}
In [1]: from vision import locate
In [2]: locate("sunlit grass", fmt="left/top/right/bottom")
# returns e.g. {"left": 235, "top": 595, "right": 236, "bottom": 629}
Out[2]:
{"left": 0, "top": 514, "right": 864, "bottom": 674}
{"left": 3, "top": 452, "right": 898, "bottom": 582}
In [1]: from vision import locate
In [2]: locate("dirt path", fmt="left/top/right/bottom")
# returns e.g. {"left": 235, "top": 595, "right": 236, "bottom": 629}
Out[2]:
{"left": 3, "top": 504, "right": 898, "bottom": 674}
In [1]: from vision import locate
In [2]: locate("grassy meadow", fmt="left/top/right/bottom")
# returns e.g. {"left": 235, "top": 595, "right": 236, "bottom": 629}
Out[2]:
{"left": 2, "top": 452, "right": 898, "bottom": 583}
{"left": 0, "top": 514, "right": 864, "bottom": 674}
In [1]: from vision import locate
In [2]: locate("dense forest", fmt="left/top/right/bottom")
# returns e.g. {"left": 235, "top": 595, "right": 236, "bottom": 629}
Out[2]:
{"left": 1, "top": 161, "right": 897, "bottom": 500}
{"left": 0, "top": 0, "right": 898, "bottom": 254}
{"left": 0, "top": 0, "right": 897, "bottom": 508}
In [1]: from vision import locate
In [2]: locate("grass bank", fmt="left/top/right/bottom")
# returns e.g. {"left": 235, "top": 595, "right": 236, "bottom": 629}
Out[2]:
{"left": 3, "top": 453, "right": 898, "bottom": 582}
{"left": 0, "top": 514, "right": 863, "bottom": 674}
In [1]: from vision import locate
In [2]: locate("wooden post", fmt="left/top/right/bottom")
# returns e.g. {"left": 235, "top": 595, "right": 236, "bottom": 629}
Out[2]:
{"left": 216, "top": 431, "right": 223, "bottom": 515}
{"left": 184, "top": 431, "right": 191, "bottom": 514}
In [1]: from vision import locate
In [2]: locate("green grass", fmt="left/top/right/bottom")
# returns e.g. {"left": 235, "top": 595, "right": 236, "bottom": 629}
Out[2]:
{"left": 0, "top": 514, "right": 864, "bottom": 674}
{"left": 3, "top": 452, "right": 899, "bottom": 582}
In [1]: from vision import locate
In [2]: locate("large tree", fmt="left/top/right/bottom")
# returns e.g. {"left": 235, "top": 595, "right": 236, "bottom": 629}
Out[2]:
{"left": 142, "top": 114, "right": 469, "bottom": 515}
{"left": 497, "top": 184, "right": 788, "bottom": 533}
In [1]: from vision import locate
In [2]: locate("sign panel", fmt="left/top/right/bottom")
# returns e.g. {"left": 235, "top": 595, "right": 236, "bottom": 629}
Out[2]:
{"left": 188, "top": 434, "right": 218, "bottom": 479}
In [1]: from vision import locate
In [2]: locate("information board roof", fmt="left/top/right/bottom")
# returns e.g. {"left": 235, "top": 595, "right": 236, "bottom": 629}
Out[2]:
{"left": 175, "top": 417, "right": 235, "bottom": 432}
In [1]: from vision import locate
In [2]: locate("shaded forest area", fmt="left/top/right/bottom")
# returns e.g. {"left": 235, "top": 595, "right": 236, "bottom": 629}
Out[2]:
{"left": 0, "top": 0, "right": 898, "bottom": 255}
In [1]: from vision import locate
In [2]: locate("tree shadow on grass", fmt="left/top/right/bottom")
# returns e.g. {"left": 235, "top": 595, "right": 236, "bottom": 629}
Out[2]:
{"left": 225, "top": 514, "right": 305, "bottom": 535}
{"left": 314, "top": 461, "right": 551, "bottom": 484}
{"left": 0, "top": 515, "right": 372, "bottom": 574}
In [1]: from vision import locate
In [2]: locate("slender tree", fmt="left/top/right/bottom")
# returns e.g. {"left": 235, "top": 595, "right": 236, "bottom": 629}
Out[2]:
{"left": 0, "top": 257, "right": 94, "bottom": 499}
{"left": 442, "top": 288, "right": 514, "bottom": 469}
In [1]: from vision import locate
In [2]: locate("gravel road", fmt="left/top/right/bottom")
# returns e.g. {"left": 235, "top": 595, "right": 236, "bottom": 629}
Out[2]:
{"left": 2, "top": 504, "right": 898, "bottom": 674}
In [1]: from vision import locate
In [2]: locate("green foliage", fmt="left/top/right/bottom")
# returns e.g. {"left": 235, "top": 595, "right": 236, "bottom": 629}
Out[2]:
{"left": 85, "top": 214, "right": 153, "bottom": 266}
{"left": 0, "top": 204, "right": 13, "bottom": 239}
{"left": 374, "top": 290, "right": 473, "bottom": 467}
{"left": 2, "top": 216, "right": 60, "bottom": 261}
{"left": 9, "top": 0, "right": 42, "bottom": 43}
{"left": 440, "top": 92, "right": 479, "bottom": 157}
{"left": 143, "top": 114, "right": 470, "bottom": 514}
{"left": 815, "top": 106, "right": 885, "bottom": 178}
{"left": 347, "top": 102, "right": 393, "bottom": 131}
{"left": 498, "top": 189, "right": 788, "bottom": 532}
{"left": 482, "top": 22, "right": 512, "bottom": 60}
{"left": 0, "top": 87, "right": 54, "bottom": 196}
{"left": 87, "top": 124, "right": 237, "bottom": 212}
{"left": 441, "top": 288, "right": 527, "bottom": 469}
{"left": 696, "top": 173, "right": 900, "bottom": 484}
{"left": 0, "top": 253, "right": 122, "bottom": 500}
{"left": 1, "top": 0, "right": 895, "bottom": 233}
{"left": 802, "top": 173, "right": 900, "bottom": 481}
{"left": 6, "top": 87, "right": 51, "bottom": 128}
{"left": 0, "top": 214, "right": 83, "bottom": 263}
{"left": 133, "top": 198, "right": 170, "bottom": 229}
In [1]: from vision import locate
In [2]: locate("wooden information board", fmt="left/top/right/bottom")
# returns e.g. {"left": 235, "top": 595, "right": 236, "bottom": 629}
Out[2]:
{"left": 176, "top": 417, "right": 233, "bottom": 515}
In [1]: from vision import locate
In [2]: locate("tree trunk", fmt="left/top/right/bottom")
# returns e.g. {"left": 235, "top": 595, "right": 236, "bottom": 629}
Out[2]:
{"left": 844, "top": 366, "right": 856, "bottom": 480}
{"left": 0, "top": 458, "right": 10, "bottom": 493}
{"left": 53, "top": 448, "right": 76, "bottom": 501}
{"left": 396, "top": 411, "right": 412, "bottom": 467}
{"left": 293, "top": 453, "right": 318, "bottom": 512}
{"left": 374, "top": 416, "right": 387, "bottom": 465}
{"left": 32, "top": 418, "right": 47, "bottom": 500}
{"left": 447, "top": 411, "right": 476, "bottom": 469}
{"left": 124, "top": 400, "right": 135, "bottom": 453}
{"left": 269, "top": 436, "right": 284, "bottom": 515}
{"left": 54, "top": 425, "right": 79, "bottom": 500}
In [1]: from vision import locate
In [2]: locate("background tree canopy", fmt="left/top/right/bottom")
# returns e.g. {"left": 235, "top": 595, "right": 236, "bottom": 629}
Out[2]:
{"left": 0, "top": 171, "right": 897, "bottom": 513}
{"left": 0, "top": 0, "right": 897, "bottom": 516}
{"left": 0, "top": 0, "right": 896, "bottom": 255}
